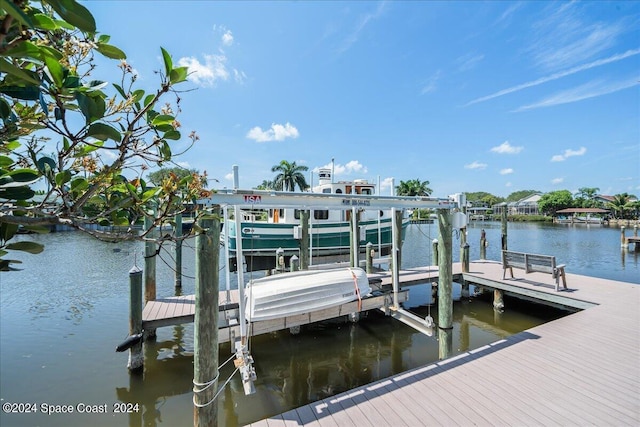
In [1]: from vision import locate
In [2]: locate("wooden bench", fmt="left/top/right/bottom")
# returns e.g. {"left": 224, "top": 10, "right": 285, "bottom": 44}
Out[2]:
{"left": 502, "top": 250, "right": 567, "bottom": 291}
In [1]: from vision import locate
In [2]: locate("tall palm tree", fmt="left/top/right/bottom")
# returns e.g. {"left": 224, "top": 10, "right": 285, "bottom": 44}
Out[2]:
{"left": 608, "top": 193, "right": 632, "bottom": 219}
{"left": 271, "top": 160, "right": 309, "bottom": 192}
{"left": 395, "top": 179, "right": 432, "bottom": 196}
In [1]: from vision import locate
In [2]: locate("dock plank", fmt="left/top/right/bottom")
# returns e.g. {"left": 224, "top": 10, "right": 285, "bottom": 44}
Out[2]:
{"left": 250, "top": 260, "right": 640, "bottom": 426}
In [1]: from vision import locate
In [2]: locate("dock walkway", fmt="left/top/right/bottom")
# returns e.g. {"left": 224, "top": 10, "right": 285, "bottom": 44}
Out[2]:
{"left": 249, "top": 260, "right": 640, "bottom": 426}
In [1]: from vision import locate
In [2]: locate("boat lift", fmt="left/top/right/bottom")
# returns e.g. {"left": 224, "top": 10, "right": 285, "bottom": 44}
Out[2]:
{"left": 199, "top": 187, "right": 462, "bottom": 395}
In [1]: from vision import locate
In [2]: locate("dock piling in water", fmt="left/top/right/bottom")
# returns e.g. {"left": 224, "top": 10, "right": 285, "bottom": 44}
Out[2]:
{"left": 437, "top": 209, "right": 453, "bottom": 329}
{"left": 127, "top": 266, "right": 143, "bottom": 373}
{"left": 480, "top": 229, "right": 487, "bottom": 260}
{"left": 175, "top": 213, "right": 183, "bottom": 289}
{"left": 193, "top": 211, "right": 220, "bottom": 427}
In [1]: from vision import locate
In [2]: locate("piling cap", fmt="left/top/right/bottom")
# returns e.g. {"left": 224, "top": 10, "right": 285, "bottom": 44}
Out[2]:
{"left": 129, "top": 265, "right": 142, "bottom": 274}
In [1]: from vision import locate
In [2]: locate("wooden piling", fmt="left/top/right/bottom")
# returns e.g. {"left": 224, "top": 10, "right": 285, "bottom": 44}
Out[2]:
{"left": 144, "top": 208, "right": 157, "bottom": 340}
{"left": 144, "top": 211, "right": 157, "bottom": 303}
{"left": 299, "top": 210, "right": 309, "bottom": 270}
{"left": 175, "top": 213, "right": 183, "bottom": 289}
{"left": 193, "top": 210, "right": 221, "bottom": 427}
{"left": 494, "top": 289, "right": 505, "bottom": 311}
{"left": 621, "top": 226, "right": 626, "bottom": 248}
{"left": 437, "top": 209, "right": 453, "bottom": 329}
{"left": 501, "top": 209, "right": 508, "bottom": 251}
{"left": 128, "top": 266, "right": 143, "bottom": 373}
{"left": 438, "top": 327, "right": 453, "bottom": 360}
{"left": 431, "top": 239, "right": 438, "bottom": 266}
{"left": 366, "top": 242, "right": 373, "bottom": 274}
{"left": 461, "top": 242, "right": 470, "bottom": 298}
{"left": 480, "top": 229, "right": 487, "bottom": 260}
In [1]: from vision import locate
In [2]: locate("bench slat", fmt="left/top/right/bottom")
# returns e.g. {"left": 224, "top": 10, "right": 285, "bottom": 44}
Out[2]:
{"left": 501, "top": 250, "right": 567, "bottom": 291}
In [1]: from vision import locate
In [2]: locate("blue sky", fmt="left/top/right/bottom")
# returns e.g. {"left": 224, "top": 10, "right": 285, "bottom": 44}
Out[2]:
{"left": 88, "top": 1, "right": 639, "bottom": 198}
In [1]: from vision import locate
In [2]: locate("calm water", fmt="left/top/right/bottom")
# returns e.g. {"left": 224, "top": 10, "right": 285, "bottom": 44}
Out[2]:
{"left": 0, "top": 222, "right": 637, "bottom": 426}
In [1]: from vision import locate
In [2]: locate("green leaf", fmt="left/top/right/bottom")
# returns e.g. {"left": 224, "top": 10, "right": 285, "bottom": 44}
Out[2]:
{"left": 96, "top": 43, "right": 126, "bottom": 60}
{"left": 0, "top": 156, "right": 14, "bottom": 168}
{"left": 97, "top": 34, "right": 110, "bottom": 43}
{"left": 163, "top": 130, "right": 181, "bottom": 140}
{"left": 161, "top": 47, "right": 172, "bottom": 76}
{"left": 1, "top": 41, "right": 42, "bottom": 61}
{"left": 0, "top": 85, "right": 41, "bottom": 101}
{"left": 87, "top": 123, "right": 121, "bottom": 142}
{"left": 160, "top": 141, "right": 172, "bottom": 160}
{"left": 36, "top": 157, "right": 56, "bottom": 174}
{"left": 63, "top": 75, "right": 81, "bottom": 89}
{"left": 0, "top": 98, "right": 11, "bottom": 120}
{"left": 151, "top": 114, "right": 174, "bottom": 125}
{"left": 154, "top": 124, "right": 174, "bottom": 133}
{"left": 76, "top": 93, "right": 105, "bottom": 123}
{"left": 44, "top": 54, "right": 65, "bottom": 87}
{"left": 169, "top": 66, "right": 188, "bottom": 84}
{"left": 6, "top": 241, "right": 45, "bottom": 254}
{"left": 113, "top": 83, "right": 127, "bottom": 99}
{"left": 55, "top": 170, "right": 72, "bottom": 186}
{"left": 22, "top": 225, "right": 50, "bottom": 234}
{"left": 74, "top": 140, "right": 104, "bottom": 157}
{"left": 7, "top": 168, "right": 40, "bottom": 182}
{"left": 45, "top": 0, "right": 96, "bottom": 33}
{"left": 70, "top": 177, "right": 88, "bottom": 192}
{"left": 0, "top": 186, "right": 35, "bottom": 201}
{"left": 1, "top": 0, "right": 33, "bottom": 27}
{"left": 32, "top": 13, "right": 58, "bottom": 30}
{"left": 132, "top": 89, "right": 145, "bottom": 103}
{"left": 143, "top": 94, "right": 155, "bottom": 108}
{"left": 0, "top": 59, "right": 41, "bottom": 85}
{"left": 0, "top": 221, "right": 19, "bottom": 242}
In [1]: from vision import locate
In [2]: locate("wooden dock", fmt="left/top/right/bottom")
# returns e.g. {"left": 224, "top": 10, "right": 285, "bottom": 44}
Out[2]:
{"left": 249, "top": 260, "right": 640, "bottom": 426}
{"left": 142, "top": 287, "right": 409, "bottom": 342}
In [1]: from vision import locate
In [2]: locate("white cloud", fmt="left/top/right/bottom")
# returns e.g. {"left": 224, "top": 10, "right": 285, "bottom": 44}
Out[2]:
{"left": 178, "top": 54, "right": 229, "bottom": 87}
{"left": 551, "top": 177, "right": 564, "bottom": 185}
{"left": 315, "top": 160, "right": 368, "bottom": 176}
{"left": 225, "top": 172, "right": 234, "bottom": 181}
{"left": 500, "top": 168, "right": 514, "bottom": 175}
{"left": 465, "top": 161, "right": 487, "bottom": 170}
{"left": 221, "top": 30, "right": 234, "bottom": 46}
{"left": 505, "top": 182, "right": 513, "bottom": 187}
{"left": 529, "top": 3, "right": 623, "bottom": 71}
{"left": 421, "top": 70, "right": 441, "bottom": 95}
{"left": 491, "top": 141, "right": 524, "bottom": 154}
{"left": 337, "top": 1, "right": 386, "bottom": 54}
{"left": 465, "top": 48, "right": 640, "bottom": 106}
{"left": 233, "top": 69, "right": 247, "bottom": 84}
{"left": 380, "top": 177, "right": 394, "bottom": 194}
{"left": 551, "top": 147, "right": 587, "bottom": 162}
{"left": 457, "top": 53, "right": 484, "bottom": 72}
{"left": 514, "top": 77, "right": 639, "bottom": 112}
{"left": 246, "top": 122, "right": 300, "bottom": 142}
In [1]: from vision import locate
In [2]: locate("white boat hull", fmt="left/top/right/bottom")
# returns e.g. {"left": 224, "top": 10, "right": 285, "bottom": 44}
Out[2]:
{"left": 246, "top": 267, "right": 371, "bottom": 322}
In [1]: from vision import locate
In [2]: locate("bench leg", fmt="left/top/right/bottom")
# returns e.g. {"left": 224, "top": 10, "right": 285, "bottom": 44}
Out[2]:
{"left": 554, "top": 267, "right": 568, "bottom": 291}
{"left": 502, "top": 267, "right": 514, "bottom": 280}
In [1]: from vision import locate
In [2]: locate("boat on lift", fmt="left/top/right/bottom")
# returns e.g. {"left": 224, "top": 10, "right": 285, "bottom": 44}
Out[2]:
{"left": 245, "top": 267, "right": 371, "bottom": 322}
{"left": 225, "top": 168, "right": 409, "bottom": 271}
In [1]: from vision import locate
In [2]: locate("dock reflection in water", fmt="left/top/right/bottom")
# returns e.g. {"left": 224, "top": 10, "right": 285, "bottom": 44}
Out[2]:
{"left": 113, "top": 289, "right": 567, "bottom": 427}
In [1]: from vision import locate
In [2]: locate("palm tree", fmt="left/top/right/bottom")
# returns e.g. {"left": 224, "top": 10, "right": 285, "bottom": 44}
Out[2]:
{"left": 271, "top": 160, "right": 309, "bottom": 192}
{"left": 254, "top": 180, "right": 275, "bottom": 190}
{"left": 395, "top": 179, "right": 432, "bottom": 196}
{"left": 607, "top": 193, "right": 632, "bottom": 219}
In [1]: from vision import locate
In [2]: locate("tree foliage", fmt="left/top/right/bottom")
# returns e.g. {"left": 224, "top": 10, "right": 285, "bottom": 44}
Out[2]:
{"left": 271, "top": 160, "right": 308, "bottom": 192}
{"left": 506, "top": 190, "right": 539, "bottom": 202}
{"left": 0, "top": 0, "right": 207, "bottom": 271}
{"left": 465, "top": 191, "right": 503, "bottom": 207}
{"left": 607, "top": 193, "right": 638, "bottom": 219}
{"left": 537, "top": 190, "right": 573, "bottom": 216}
{"left": 147, "top": 167, "right": 208, "bottom": 188}
{"left": 574, "top": 187, "right": 602, "bottom": 208}
{"left": 395, "top": 178, "right": 432, "bottom": 197}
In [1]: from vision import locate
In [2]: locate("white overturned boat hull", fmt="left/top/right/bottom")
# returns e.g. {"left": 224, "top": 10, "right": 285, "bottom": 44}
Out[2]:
{"left": 246, "top": 267, "right": 371, "bottom": 322}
